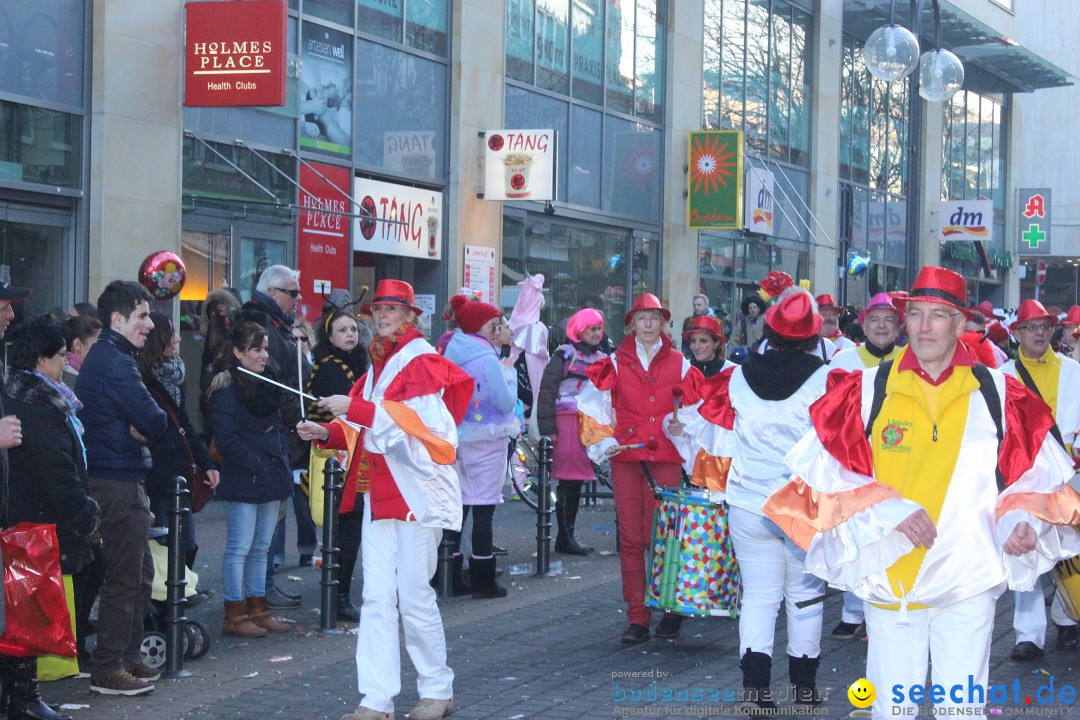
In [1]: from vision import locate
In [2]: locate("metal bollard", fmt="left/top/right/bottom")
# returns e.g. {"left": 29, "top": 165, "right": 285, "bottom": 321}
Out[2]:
{"left": 534, "top": 436, "right": 554, "bottom": 576}
{"left": 163, "top": 476, "right": 192, "bottom": 678}
{"left": 319, "top": 458, "right": 344, "bottom": 633}
{"left": 435, "top": 535, "right": 455, "bottom": 599}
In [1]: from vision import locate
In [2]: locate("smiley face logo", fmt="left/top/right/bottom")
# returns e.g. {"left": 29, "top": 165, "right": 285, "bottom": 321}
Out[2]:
{"left": 848, "top": 678, "right": 876, "bottom": 708}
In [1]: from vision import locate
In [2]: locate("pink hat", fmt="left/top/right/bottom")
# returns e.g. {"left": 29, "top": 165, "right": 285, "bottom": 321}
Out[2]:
{"left": 566, "top": 308, "right": 604, "bottom": 343}
{"left": 858, "top": 292, "right": 904, "bottom": 325}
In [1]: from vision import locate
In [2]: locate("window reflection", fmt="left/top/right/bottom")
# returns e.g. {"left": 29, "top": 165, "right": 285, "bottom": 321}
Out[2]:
{"left": 941, "top": 90, "right": 1007, "bottom": 237}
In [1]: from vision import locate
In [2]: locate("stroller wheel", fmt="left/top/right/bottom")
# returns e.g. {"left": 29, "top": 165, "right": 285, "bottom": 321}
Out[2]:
{"left": 140, "top": 631, "right": 168, "bottom": 669}
{"left": 184, "top": 620, "right": 211, "bottom": 660}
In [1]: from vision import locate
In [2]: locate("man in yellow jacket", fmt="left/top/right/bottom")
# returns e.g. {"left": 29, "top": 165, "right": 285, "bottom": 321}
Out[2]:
{"left": 765, "top": 267, "right": 1080, "bottom": 719}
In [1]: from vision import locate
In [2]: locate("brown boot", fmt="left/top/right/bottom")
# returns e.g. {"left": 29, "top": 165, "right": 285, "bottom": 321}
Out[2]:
{"left": 247, "top": 596, "right": 291, "bottom": 633}
{"left": 223, "top": 599, "right": 267, "bottom": 638}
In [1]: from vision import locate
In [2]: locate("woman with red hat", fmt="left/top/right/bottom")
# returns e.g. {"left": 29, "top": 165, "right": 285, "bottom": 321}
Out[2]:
{"left": 441, "top": 297, "right": 520, "bottom": 598}
{"left": 685, "top": 290, "right": 830, "bottom": 709}
{"left": 577, "top": 293, "right": 705, "bottom": 644}
{"left": 684, "top": 315, "right": 734, "bottom": 379}
{"left": 297, "top": 279, "right": 473, "bottom": 720}
{"left": 536, "top": 307, "right": 609, "bottom": 555}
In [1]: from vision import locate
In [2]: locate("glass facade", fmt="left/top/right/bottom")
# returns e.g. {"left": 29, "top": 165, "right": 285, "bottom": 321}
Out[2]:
{"left": 504, "top": 0, "right": 665, "bottom": 223}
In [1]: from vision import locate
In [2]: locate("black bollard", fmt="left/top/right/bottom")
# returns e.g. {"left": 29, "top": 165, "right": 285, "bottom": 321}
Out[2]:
{"left": 163, "top": 476, "right": 192, "bottom": 678}
{"left": 435, "top": 534, "right": 454, "bottom": 599}
{"left": 319, "top": 457, "right": 344, "bottom": 633}
{"left": 535, "top": 436, "right": 554, "bottom": 576}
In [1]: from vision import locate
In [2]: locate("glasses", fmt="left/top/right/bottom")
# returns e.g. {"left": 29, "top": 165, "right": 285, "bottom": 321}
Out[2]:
{"left": 1017, "top": 323, "right": 1053, "bottom": 333}
{"left": 906, "top": 308, "right": 961, "bottom": 325}
{"left": 273, "top": 287, "right": 301, "bottom": 298}
{"left": 292, "top": 335, "right": 308, "bottom": 343}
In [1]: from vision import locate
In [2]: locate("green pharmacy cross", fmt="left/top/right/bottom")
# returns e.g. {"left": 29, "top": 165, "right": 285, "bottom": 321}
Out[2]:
{"left": 1023, "top": 224, "right": 1046, "bottom": 249}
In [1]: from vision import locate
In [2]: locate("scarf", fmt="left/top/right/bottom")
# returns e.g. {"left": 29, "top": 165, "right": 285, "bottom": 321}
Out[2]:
{"left": 740, "top": 348, "right": 824, "bottom": 401}
{"left": 33, "top": 370, "right": 87, "bottom": 465}
{"left": 864, "top": 341, "right": 896, "bottom": 359}
{"left": 369, "top": 321, "right": 416, "bottom": 369}
{"left": 153, "top": 356, "right": 186, "bottom": 406}
{"left": 228, "top": 365, "right": 288, "bottom": 418}
{"left": 572, "top": 340, "right": 602, "bottom": 356}
{"left": 67, "top": 353, "right": 85, "bottom": 372}
{"left": 690, "top": 354, "right": 728, "bottom": 379}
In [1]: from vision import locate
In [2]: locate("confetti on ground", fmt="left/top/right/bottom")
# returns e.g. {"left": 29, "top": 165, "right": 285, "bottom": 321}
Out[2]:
{"left": 501, "top": 677, "right": 516, "bottom": 681}
{"left": 269, "top": 655, "right": 293, "bottom": 662}
{"left": 287, "top": 575, "right": 302, "bottom": 582}
{"left": 509, "top": 715, "right": 525, "bottom": 719}
{"left": 59, "top": 705, "right": 89, "bottom": 711}
{"left": 243, "top": 672, "right": 259, "bottom": 678}
{"left": 569, "top": 576, "right": 582, "bottom": 580}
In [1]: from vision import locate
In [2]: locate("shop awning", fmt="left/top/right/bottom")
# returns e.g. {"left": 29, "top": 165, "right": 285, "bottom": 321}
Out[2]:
{"left": 842, "top": 0, "right": 1074, "bottom": 94}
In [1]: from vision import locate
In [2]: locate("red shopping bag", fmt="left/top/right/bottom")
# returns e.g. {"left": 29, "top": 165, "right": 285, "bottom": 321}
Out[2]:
{"left": 0, "top": 523, "right": 77, "bottom": 658}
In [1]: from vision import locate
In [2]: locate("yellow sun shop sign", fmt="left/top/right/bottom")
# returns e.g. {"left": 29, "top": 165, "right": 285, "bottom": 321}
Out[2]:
{"left": 687, "top": 130, "right": 743, "bottom": 230}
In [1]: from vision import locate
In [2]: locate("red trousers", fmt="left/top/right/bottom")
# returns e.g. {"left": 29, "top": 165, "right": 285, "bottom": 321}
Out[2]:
{"left": 611, "top": 461, "right": 681, "bottom": 627}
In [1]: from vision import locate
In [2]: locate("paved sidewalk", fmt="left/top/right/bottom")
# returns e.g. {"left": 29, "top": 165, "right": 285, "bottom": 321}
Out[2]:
{"left": 42, "top": 497, "right": 1080, "bottom": 720}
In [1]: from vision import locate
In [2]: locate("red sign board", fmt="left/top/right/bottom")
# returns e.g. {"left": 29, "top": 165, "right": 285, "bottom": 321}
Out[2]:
{"left": 297, "top": 162, "right": 352, "bottom": 321}
{"left": 1037, "top": 260, "right": 1047, "bottom": 286}
{"left": 184, "top": 0, "right": 287, "bottom": 107}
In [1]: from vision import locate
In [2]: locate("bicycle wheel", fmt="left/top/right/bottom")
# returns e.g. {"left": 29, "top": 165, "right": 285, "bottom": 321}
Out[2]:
{"left": 508, "top": 436, "right": 541, "bottom": 510}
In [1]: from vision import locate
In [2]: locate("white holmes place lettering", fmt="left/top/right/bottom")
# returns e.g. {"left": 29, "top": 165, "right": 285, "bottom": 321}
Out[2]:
{"left": 193, "top": 40, "right": 273, "bottom": 72}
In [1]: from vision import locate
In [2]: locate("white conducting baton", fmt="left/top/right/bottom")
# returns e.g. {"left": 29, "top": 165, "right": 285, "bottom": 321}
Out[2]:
{"left": 237, "top": 367, "right": 371, "bottom": 432}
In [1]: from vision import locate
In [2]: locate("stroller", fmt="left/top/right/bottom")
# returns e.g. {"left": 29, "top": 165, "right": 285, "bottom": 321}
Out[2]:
{"left": 140, "top": 537, "right": 212, "bottom": 669}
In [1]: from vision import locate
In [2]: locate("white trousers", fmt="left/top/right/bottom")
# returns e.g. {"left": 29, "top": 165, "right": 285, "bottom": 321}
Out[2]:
{"left": 728, "top": 505, "right": 825, "bottom": 658}
{"left": 356, "top": 500, "right": 454, "bottom": 714}
{"left": 865, "top": 590, "right": 995, "bottom": 720}
{"left": 842, "top": 591, "right": 865, "bottom": 625}
{"left": 1013, "top": 575, "right": 1077, "bottom": 647}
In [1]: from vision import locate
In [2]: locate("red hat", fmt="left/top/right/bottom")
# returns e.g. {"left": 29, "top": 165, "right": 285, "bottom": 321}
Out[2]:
{"left": 453, "top": 298, "right": 502, "bottom": 334}
{"left": 682, "top": 315, "right": 725, "bottom": 342}
{"left": 624, "top": 293, "right": 671, "bottom": 327}
{"left": 359, "top": 279, "right": 423, "bottom": 317}
{"left": 1062, "top": 305, "right": 1080, "bottom": 327}
{"left": 971, "top": 300, "right": 1004, "bottom": 321}
{"left": 764, "top": 292, "right": 822, "bottom": 341}
{"left": 986, "top": 321, "right": 1011, "bottom": 345}
{"left": 1010, "top": 298, "right": 1057, "bottom": 332}
{"left": 907, "top": 266, "right": 968, "bottom": 316}
{"left": 815, "top": 293, "right": 840, "bottom": 311}
{"left": 759, "top": 271, "right": 794, "bottom": 299}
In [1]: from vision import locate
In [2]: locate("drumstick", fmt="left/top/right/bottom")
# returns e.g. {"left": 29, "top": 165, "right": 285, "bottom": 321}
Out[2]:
{"left": 297, "top": 335, "right": 306, "bottom": 419}
{"left": 611, "top": 439, "right": 660, "bottom": 453}
{"left": 672, "top": 386, "right": 684, "bottom": 415}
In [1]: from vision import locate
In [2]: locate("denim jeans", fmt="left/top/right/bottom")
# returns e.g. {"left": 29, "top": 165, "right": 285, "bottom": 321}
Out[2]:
{"left": 222, "top": 500, "right": 281, "bottom": 601}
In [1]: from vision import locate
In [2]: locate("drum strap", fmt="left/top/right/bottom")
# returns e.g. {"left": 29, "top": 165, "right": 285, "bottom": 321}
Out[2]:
{"left": 1013, "top": 360, "right": 1070, "bottom": 453}
{"left": 638, "top": 462, "right": 659, "bottom": 494}
{"left": 865, "top": 360, "right": 1005, "bottom": 492}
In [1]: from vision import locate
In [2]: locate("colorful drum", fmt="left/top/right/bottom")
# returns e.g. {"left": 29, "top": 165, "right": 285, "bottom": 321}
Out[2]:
{"left": 645, "top": 488, "right": 741, "bottom": 617}
{"left": 1051, "top": 553, "right": 1080, "bottom": 622}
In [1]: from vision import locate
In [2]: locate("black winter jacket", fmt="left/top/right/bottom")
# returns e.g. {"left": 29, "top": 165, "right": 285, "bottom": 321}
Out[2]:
{"left": 144, "top": 377, "right": 216, "bottom": 502}
{"left": 6, "top": 371, "right": 100, "bottom": 574}
{"left": 75, "top": 329, "right": 168, "bottom": 482}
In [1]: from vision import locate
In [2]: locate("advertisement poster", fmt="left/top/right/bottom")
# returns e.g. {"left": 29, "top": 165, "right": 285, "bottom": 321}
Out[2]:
{"left": 300, "top": 23, "right": 352, "bottom": 157}
{"left": 414, "top": 294, "right": 436, "bottom": 337}
{"left": 743, "top": 168, "right": 775, "bottom": 235}
{"left": 463, "top": 245, "right": 496, "bottom": 302}
{"left": 483, "top": 129, "right": 556, "bottom": 201}
{"left": 296, "top": 162, "right": 351, "bottom": 321}
{"left": 687, "top": 130, "right": 742, "bottom": 230}
{"left": 611, "top": 130, "right": 660, "bottom": 219}
{"left": 938, "top": 199, "right": 993, "bottom": 243}
{"left": 353, "top": 177, "right": 443, "bottom": 260}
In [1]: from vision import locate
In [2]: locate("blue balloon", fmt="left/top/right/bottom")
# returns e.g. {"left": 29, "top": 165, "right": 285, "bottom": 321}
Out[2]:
{"left": 846, "top": 252, "right": 870, "bottom": 278}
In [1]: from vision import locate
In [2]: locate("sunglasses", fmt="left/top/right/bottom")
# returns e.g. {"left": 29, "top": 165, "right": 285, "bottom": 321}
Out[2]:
{"left": 273, "top": 287, "right": 301, "bottom": 298}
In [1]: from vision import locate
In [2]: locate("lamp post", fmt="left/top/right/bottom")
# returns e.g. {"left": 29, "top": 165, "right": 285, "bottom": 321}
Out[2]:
{"left": 861, "top": 0, "right": 965, "bottom": 285}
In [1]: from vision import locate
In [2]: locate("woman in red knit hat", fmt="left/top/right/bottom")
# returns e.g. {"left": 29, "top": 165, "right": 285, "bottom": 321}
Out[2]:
{"left": 442, "top": 298, "right": 520, "bottom": 598}
{"left": 577, "top": 293, "right": 704, "bottom": 644}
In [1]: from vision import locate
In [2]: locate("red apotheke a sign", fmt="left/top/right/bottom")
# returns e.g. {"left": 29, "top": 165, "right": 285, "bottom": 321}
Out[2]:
{"left": 297, "top": 162, "right": 352, "bottom": 321}
{"left": 184, "top": 0, "right": 288, "bottom": 107}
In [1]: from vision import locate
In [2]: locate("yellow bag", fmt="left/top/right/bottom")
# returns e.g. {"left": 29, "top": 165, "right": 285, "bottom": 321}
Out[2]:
{"left": 149, "top": 541, "right": 199, "bottom": 602}
{"left": 37, "top": 575, "right": 79, "bottom": 681}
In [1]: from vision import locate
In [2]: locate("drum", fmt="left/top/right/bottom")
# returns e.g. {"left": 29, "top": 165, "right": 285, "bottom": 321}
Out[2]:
{"left": 1051, "top": 554, "right": 1080, "bottom": 622}
{"left": 645, "top": 487, "right": 741, "bottom": 617}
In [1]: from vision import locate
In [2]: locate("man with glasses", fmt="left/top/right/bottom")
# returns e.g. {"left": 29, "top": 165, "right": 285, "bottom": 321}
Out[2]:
{"left": 238, "top": 265, "right": 310, "bottom": 609}
{"left": 1002, "top": 299, "right": 1080, "bottom": 661}
{"left": 766, "top": 267, "right": 1080, "bottom": 718}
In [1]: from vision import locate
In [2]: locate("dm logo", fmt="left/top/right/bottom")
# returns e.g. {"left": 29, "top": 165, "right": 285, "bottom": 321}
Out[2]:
{"left": 881, "top": 424, "right": 905, "bottom": 447}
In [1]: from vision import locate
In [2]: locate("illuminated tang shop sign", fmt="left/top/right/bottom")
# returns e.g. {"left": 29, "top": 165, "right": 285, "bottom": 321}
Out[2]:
{"left": 184, "top": 0, "right": 287, "bottom": 107}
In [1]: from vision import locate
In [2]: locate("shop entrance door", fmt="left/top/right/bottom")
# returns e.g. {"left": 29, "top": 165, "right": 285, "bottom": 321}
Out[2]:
{"left": 0, "top": 202, "right": 73, "bottom": 318}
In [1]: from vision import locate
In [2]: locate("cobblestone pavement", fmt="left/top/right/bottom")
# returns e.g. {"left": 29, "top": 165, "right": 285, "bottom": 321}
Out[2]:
{"left": 42, "top": 496, "right": 1080, "bottom": 720}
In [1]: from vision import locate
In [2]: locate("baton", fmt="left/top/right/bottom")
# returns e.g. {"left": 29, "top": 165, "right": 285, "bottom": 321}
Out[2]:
{"left": 239, "top": 367, "right": 318, "bottom": 401}
{"left": 672, "top": 386, "right": 684, "bottom": 416}
{"left": 296, "top": 336, "right": 306, "bottom": 419}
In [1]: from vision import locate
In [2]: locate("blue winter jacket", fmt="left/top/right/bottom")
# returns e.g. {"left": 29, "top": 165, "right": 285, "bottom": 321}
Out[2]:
{"left": 75, "top": 329, "right": 169, "bottom": 482}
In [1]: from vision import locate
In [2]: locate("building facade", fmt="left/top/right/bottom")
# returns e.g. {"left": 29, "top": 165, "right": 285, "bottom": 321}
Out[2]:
{"left": 0, "top": 0, "right": 1068, "bottom": 351}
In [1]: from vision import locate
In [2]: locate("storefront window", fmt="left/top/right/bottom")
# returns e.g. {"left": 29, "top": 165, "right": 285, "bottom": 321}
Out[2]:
{"left": 942, "top": 90, "right": 1007, "bottom": 223}
{"left": 504, "top": 86, "right": 568, "bottom": 202}
{"left": 572, "top": 0, "right": 603, "bottom": 105}
{"left": 0, "top": 99, "right": 81, "bottom": 188}
{"left": 0, "top": 0, "right": 85, "bottom": 109}
{"left": 306, "top": 0, "right": 353, "bottom": 28}
{"left": 0, "top": 212, "right": 69, "bottom": 318}
{"left": 356, "top": 0, "right": 448, "bottom": 56}
{"left": 536, "top": 0, "right": 570, "bottom": 95}
{"left": 357, "top": 0, "right": 401, "bottom": 44}
{"left": 182, "top": 137, "right": 293, "bottom": 204}
{"left": 568, "top": 105, "right": 602, "bottom": 208}
{"left": 354, "top": 40, "right": 446, "bottom": 181}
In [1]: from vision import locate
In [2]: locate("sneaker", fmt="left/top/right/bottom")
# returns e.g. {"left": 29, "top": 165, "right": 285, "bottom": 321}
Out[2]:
{"left": 491, "top": 544, "right": 508, "bottom": 556}
{"left": 266, "top": 587, "right": 301, "bottom": 609}
{"left": 124, "top": 662, "right": 162, "bottom": 681}
{"left": 1056, "top": 624, "right": 1079, "bottom": 651}
{"left": 620, "top": 623, "right": 650, "bottom": 645}
{"left": 830, "top": 621, "right": 864, "bottom": 640}
{"left": 408, "top": 697, "right": 454, "bottom": 720}
{"left": 298, "top": 554, "right": 313, "bottom": 567}
{"left": 340, "top": 707, "right": 393, "bottom": 720}
{"left": 654, "top": 613, "right": 684, "bottom": 640}
{"left": 90, "top": 669, "right": 154, "bottom": 696}
{"left": 1010, "top": 641, "right": 1044, "bottom": 661}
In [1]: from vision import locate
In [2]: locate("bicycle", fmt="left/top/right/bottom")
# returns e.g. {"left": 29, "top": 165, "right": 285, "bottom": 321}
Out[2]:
{"left": 508, "top": 434, "right": 612, "bottom": 510}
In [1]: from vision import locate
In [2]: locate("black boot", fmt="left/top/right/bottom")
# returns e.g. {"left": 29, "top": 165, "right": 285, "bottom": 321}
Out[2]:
{"left": 739, "top": 650, "right": 778, "bottom": 711}
{"left": 469, "top": 556, "right": 507, "bottom": 599}
{"left": 6, "top": 658, "right": 73, "bottom": 720}
{"left": 554, "top": 483, "right": 591, "bottom": 555}
{"left": 185, "top": 545, "right": 199, "bottom": 571}
{"left": 451, "top": 553, "right": 471, "bottom": 596}
{"left": 788, "top": 654, "right": 821, "bottom": 704}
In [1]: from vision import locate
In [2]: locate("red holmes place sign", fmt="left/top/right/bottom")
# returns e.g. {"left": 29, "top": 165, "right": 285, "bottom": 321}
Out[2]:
{"left": 184, "top": 0, "right": 287, "bottom": 107}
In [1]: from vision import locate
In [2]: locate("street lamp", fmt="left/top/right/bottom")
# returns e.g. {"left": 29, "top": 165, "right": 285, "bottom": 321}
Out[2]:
{"left": 861, "top": 0, "right": 964, "bottom": 101}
